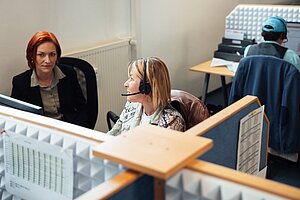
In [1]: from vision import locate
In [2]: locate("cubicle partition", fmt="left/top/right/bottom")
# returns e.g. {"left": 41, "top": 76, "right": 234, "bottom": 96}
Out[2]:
{"left": 225, "top": 4, "right": 300, "bottom": 42}
{"left": 0, "top": 96, "right": 300, "bottom": 200}
{"left": 186, "top": 95, "right": 269, "bottom": 175}
{"left": 166, "top": 160, "right": 300, "bottom": 200}
{"left": 0, "top": 106, "right": 125, "bottom": 200}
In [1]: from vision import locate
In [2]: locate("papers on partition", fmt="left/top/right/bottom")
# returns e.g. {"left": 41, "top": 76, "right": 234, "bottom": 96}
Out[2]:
{"left": 3, "top": 131, "right": 74, "bottom": 200}
{"left": 236, "top": 106, "right": 264, "bottom": 176}
{"left": 210, "top": 58, "right": 239, "bottom": 73}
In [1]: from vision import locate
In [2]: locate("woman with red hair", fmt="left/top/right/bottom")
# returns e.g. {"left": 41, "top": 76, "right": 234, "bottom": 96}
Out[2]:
{"left": 11, "top": 31, "right": 88, "bottom": 127}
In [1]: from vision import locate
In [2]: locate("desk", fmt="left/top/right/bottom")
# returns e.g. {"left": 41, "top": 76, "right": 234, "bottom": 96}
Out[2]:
{"left": 190, "top": 60, "right": 235, "bottom": 106}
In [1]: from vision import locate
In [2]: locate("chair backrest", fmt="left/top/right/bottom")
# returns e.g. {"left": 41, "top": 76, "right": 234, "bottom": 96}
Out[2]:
{"left": 228, "top": 55, "right": 300, "bottom": 154}
{"left": 59, "top": 57, "right": 98, "bottom": 129}
{"left": 171, "top": 90, "right": 210, "bottom": 129}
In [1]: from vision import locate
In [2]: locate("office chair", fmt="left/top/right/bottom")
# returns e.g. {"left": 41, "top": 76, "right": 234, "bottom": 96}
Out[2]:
{"left": 228, "top": 55, "right": 300, "bottom": 155}
{"left": 59, "top": 57, "right": 98, "bottom": 129}
{"left": 106, "top": 111, "right": 120, "bottom": 131}
{"left": 170, "top": 90, "right": 209, "bottom": 129}
{"left": 106, "top": 89, "right": 210, "bottom": 131}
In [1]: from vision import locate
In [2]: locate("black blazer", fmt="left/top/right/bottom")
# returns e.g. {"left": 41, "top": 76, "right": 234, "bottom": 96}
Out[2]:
{"left": 11, "top": 64, "right": 89, "bottom": 128}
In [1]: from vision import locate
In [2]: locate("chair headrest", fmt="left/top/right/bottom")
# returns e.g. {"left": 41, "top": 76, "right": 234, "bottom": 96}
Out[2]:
{"left": 171, "top": 90, "right": 209, "bottom": 129}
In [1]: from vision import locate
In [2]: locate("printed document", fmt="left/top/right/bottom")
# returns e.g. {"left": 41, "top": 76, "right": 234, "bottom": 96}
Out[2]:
{"left": 211, "top": 58, "right": 239, "bottom": 73}
{"left": 3, "top": 131, "right": 74, "bottom": 200}
{"left": 236, "top": 106, "right": 264, "bottom": 175}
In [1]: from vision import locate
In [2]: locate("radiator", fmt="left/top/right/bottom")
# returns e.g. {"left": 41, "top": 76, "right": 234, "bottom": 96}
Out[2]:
{"left": 63, "top": 38, "right": 133, "bottom": 132}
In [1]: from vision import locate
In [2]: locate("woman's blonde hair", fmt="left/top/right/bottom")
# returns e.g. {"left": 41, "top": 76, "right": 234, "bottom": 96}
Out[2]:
{"left": 128, "top": 57, "right": 171, "bottom": 109}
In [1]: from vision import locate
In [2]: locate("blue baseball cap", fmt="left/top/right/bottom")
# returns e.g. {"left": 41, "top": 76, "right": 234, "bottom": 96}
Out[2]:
{"left": 262, "top": 16, "right": 287, "bottom": 33}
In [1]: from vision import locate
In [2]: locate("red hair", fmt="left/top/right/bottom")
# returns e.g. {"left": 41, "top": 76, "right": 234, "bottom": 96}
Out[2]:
{"left": 26, "top": 31, "right": 62, "bottom": 69}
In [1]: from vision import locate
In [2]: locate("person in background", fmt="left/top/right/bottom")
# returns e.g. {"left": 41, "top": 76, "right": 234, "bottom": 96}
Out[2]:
{"left": 244, "top": 17, "right": 300, "bottom": 164}
{"left": 107, "top": 57, "right": 185, "bottom": 136}
{"left": 11, "top": 31, "right": 88, "bottom": 127}
{"left": 244, "top": 16, "right": 300, "bottom": 71}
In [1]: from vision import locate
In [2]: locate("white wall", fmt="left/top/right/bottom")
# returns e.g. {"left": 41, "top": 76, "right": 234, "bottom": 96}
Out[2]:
{"left": 0, "top": 0, "right": 131, "bottom": 95}
{"left": 0, "top": 0, "right": 293, "bottom": 131}
{"left": 134, "top": 0, "right": 293, "bottom": 97}
{"left": 134, "top": 0, "right": 240, "bottom": 97}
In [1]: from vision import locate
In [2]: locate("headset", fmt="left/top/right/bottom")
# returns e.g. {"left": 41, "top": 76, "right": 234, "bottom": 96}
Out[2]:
{"left": 273, "top": 16, "right": 287, "bottom": 40}
{"left": 139, "top": 59, "right": 151, "bottom": 95}
{"left": 121, "top": 58, "right": 151, "bottom": 96}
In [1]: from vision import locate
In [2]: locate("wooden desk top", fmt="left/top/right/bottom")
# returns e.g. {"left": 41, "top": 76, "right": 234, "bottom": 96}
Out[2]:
{"left": 93, "top": 125, "right": 212, "bottom": 180}
{"left": 190, "top": 60, "right": 235, "bottom": 77}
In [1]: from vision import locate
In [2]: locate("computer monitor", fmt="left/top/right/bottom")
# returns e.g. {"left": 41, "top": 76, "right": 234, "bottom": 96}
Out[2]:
{"left": 285, "top": 22, "right": 300, "bottom": 56}
{"left": 0, "top": 94, "right": 43, "bottom": 115}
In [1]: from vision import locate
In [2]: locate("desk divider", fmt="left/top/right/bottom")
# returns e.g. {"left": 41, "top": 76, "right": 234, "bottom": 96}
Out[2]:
{"left": 0, "top": 108, "right": 124, "bottom": 200}
{"left": 0, "top": 96, "right": 299, "bottom": 200}
{"left": 226, "top": 4, "right": 300, "bottom": 43}
{"left": 186, "top": 95, "right": 269, "bottom": 172}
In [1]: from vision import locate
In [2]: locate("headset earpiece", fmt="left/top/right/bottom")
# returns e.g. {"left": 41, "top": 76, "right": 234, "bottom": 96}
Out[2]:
{"left": 272, "top": 16, "right": 287, "bottom": 39}
{"left": 139, "top": 59, "right": 151, "bottom": 95}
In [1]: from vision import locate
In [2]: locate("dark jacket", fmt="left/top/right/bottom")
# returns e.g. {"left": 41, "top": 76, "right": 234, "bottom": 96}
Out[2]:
{"left": 247, "top": 42, "right": 288, "bottom": 59}
{"left": 229, "top": 55, "right": 300, "bottom": 154}
{"left": 11, "top": 64, "right": 89, "bottom": 128}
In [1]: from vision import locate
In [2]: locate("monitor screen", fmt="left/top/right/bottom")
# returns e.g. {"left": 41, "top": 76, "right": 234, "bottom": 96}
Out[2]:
{"left": 0, "top": 94, "right": 43, "bottom": 115}
{"left": 285, "top": 22, "right": 300, "bottom": 56}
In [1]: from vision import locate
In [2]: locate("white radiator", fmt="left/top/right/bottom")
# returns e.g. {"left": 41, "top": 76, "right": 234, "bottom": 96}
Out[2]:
{"left": 63, "top": 38, "right": 133, "bottom": 132}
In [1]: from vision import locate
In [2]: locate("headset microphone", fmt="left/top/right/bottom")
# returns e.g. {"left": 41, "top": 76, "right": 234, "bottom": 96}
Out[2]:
{"left": 121, "top": 91, "right": 142, "bottom": 96}
{"left": 121, "top": 58, "right": 151, "bottom": 97}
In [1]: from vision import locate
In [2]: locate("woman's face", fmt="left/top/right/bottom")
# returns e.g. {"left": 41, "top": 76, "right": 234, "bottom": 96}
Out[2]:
{"left": 123, "top": 65, "right": 143, "bottom": 102}
{"left": 34, "top": 42, "right": 57, "bottom": 75}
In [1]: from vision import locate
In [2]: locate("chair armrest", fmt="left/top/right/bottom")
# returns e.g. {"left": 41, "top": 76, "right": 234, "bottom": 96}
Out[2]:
{"left": 106, "top": 111, "right": 120, "bottom": 130}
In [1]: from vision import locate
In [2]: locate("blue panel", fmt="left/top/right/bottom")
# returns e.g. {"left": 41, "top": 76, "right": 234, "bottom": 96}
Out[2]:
{"left": 108, "top": 175, "right": 154, "bottom": 200}
{"left": 199, "top": 101, "right": 268, "bottom": 170}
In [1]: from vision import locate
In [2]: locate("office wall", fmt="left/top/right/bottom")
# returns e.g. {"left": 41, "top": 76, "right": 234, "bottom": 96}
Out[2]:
{"left": 0, "top": 0, "right": 131, "bottom": 95}
{"left": 0, "top": 0, "right": 291, "bottom": 114}
{"left": 135, "top": 0, "right": 291, "bottom": 97}
{"left": 134, "top": 0, "right": 239, "bottom": 97}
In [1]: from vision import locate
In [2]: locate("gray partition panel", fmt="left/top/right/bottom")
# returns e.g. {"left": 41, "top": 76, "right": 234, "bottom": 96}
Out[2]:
{"left": 108, "top": 175, "right": 154, "bottom": 200}
{"left": 199, "top": 101, "right": 268, "bottom": 170}
{"left": 0, "top": 115, "right": 124, "bottom": 200}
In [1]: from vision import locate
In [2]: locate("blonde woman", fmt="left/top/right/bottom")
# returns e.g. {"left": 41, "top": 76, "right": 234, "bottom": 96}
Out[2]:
{"left": 108, "top": 57, "right": 185, "bottom": 136}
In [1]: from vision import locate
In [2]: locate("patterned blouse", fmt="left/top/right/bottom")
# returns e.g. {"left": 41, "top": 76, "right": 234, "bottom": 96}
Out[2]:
{"left": 107, "top": 102, "right": 186, "bottom": 136}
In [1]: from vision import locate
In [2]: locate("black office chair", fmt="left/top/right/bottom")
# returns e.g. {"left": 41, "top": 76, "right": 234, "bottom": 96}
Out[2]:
{"left": 229, "top": 55, "right": 300, "bottom": 155}
{"left": 59, "top": 57, "right": 98, "bottom": 129}
{"left": 106, "top": 90, "right": 210, "bottom": 131}
{"left": 107, "top": 111, "right": 120, "bottom": 131}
